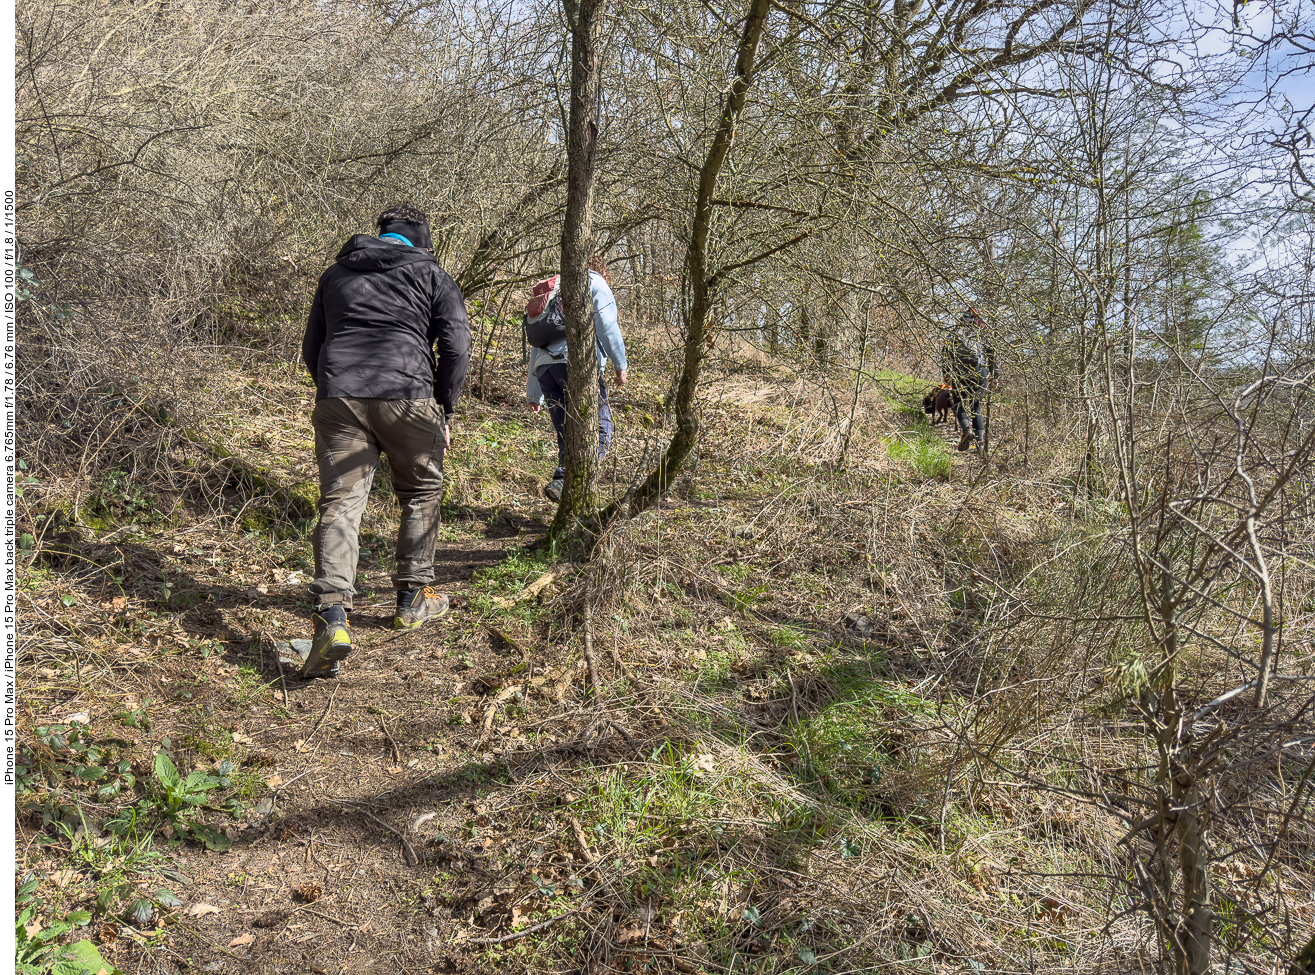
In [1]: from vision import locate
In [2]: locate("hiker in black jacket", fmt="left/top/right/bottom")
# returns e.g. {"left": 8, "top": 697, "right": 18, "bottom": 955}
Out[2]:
{"left": 941, "top": 307, "right": 997, "bottom": 452}
{"left": 299, "top": 203, "right": 471, "bottom": 678}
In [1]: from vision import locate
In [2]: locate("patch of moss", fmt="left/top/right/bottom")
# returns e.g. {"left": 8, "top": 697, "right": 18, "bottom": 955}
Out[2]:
{"left": 183, "top": 733, "right": 236, "bottom": 763}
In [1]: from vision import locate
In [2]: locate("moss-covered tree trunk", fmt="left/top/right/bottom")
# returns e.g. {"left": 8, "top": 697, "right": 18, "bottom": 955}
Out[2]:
{"left": 550, "top": 0, "right": 606, "bottom": 546}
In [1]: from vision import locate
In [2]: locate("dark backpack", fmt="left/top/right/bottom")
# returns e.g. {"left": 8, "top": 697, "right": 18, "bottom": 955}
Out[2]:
{"left": 963, "top": 337, "right": 988, "bottom": 370}
{"left": 523, "top": 275, "right": 567, "bottom": 349}
{"left": 949, "top": 334, "right": 987, "bottom": 372}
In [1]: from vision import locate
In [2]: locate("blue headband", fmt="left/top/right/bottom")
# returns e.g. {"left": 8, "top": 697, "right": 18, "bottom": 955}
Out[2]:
{"left": 379, "top": 232, "right": 413, "bottom": 246}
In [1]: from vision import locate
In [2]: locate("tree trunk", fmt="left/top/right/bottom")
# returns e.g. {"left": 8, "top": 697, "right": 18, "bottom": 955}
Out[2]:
{"left": 1172, "top": 783, "right": 1212, "bottom": 975}
{"left": 600, "top": 0, "right": 773, "bottom": 523}
{"left": 839, "top": 305, "right": 870, "bottom": 466}
{"left": 550, "top": 0, "right": 606, "bottom": 546}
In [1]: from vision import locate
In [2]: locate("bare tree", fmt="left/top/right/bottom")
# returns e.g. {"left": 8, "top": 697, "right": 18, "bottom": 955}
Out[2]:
{"left": 551, "top": 0, "right": 609, "bottom": 543}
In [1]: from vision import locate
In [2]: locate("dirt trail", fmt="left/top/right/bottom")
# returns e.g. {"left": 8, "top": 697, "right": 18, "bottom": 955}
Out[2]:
{"left": 23, "top": 508, "right": 570, "bottom": 973}
{"left": 184, "top": 539, "right": 542, "bottom": 972}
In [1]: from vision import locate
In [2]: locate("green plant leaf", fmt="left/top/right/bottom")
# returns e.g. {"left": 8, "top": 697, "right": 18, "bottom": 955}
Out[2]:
{"left": 155, "top": 889, "right": 183, "bottom": 909}
{"left": 153, "top": 752, "right": 181, "bottom": 790}
{"left": 190, "top": 824, "right": 231, "bottom": 852}
{"left": 127, "top": 898, "right": 155, "bottom": 926}
{"left": 183, "top": 771, "right": 219, "bottom": 793}
{"left": 51, "top": 938, "right": 113, "bottom": 975}
{"left": 198, "top": 827, "right": 231, "bottom": 851}
{"left": 76, "top": 765, "right": 107, "bottom": 781}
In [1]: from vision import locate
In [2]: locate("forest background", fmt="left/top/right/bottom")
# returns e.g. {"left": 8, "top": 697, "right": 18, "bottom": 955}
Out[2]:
{"left": 12, "top": 1, "right": 1315, "bottom": 974}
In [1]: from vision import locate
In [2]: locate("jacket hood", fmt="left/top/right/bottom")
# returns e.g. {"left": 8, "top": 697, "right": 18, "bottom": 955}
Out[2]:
{"left": 335, "top": 234, "right": 436, "bottom": 272}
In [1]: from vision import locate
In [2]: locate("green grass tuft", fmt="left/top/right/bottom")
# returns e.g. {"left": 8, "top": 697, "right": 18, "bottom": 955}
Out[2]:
{"left": 886, "top": 432, "right": 953, "bottom": 481}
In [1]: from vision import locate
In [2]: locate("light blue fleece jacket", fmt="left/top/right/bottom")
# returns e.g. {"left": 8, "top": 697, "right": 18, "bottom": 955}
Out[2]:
{"left": 525, "top": 271, "right": 628, "bottom": 404}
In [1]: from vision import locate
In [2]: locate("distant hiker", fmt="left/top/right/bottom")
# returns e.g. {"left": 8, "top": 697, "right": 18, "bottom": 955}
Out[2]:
{"left": 299, "top": 203, "right": 471, "bottom": 678}
{"left": 524, "top": 256, "right": 628, "bottom": 502}
{"left": 941, "top": 307, "right": 997, "bottom": 452}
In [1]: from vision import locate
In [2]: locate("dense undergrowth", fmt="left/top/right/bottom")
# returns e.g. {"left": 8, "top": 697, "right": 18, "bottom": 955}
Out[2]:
{"left": 14, "top": 324, "right": 1315, "bottom": 975}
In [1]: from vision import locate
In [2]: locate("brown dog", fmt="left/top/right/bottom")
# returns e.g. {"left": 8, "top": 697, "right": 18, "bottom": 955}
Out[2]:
{"left": 922, "top": 385, "right": 953, "bottom": 424}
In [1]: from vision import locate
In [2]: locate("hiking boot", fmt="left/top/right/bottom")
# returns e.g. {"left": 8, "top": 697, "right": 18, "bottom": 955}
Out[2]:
{"left": 544, "top": 476, "right": 564, "bottom": 502}
{"left": 301, "top": 606, "right": 352, "bottom": 679}
{"left": 393, "top": 586, "right": 450, "bottom": 630}
{"left": 957, "top": 430, "right": 974, "bottom": 452}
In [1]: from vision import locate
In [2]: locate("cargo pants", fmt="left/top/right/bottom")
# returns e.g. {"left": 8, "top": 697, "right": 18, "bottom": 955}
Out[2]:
{"left": 308, "top": 397, "right": 447, "bottom": 610}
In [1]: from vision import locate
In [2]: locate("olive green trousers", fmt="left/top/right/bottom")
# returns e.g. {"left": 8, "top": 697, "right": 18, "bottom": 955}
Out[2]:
{"left": 308, "top": 397, "right": 447, "bottom": 610}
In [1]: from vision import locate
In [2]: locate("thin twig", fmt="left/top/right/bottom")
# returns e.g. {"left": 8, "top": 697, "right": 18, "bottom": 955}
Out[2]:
{"left": 340, "top": 800, "right": 419, "bottom": 866}
{"left": 567, "top": 816, "right": 598, "bottom": 863}
{"left": 300, "top": 907, "right": 354, "bottom": 927}
{"left": 305, "top": 830, "right": 333, "bottom": 884}
{"left": 378, "top": 717, "right": 402, "bottom": 764}
{"left": 481, "top": 684, "right": 524, "bottom": 736}
{"left": 606, "top": 720, "right": 641, "bottom": 756}
{"left": 582, "top": 598, "right": 602, "bottom": 703}
{"left": 272, "top": 766, "right": 316, "bottom": 794}
{"left": 301, "top": 683, "right": 339, "bottom": 750}
{"left": 464, "top": 905, "right": 589, "bottom": 945}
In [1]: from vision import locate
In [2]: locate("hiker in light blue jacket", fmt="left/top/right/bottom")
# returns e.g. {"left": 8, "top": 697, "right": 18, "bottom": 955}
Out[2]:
{"left": 525, "top": 258, "right": 628, "bottom": 501}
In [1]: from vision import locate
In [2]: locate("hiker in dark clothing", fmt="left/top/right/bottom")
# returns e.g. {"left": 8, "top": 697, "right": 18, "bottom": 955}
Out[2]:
{"left": 299, "top": 202, "right": 471, "bottom": 678}
{"left": 941, "top": 307, "right": 997, "bottom": 452}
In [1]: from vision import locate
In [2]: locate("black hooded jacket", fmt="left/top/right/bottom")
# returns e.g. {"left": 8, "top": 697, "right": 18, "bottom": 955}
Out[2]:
{"left": 940, "top": 329, "right": 996, "bottom": 386}
{"left": 302, "top": 235, "right": 471, "bottom": 414}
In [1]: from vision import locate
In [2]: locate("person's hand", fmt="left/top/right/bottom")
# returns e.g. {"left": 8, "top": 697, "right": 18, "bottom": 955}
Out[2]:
{"left": 527, "top": 401, "right": 541, "bottom": 413}
{"left": 615, "top": 369, "right": 628, "bottom": 386}
{"left": 444, "top": 421, "right": 451, "bottom": 449}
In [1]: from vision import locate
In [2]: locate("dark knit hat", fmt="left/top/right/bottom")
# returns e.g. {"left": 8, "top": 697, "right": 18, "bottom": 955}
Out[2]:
{"left": 377, "top": 202, "right": 432, "bottom": 251}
